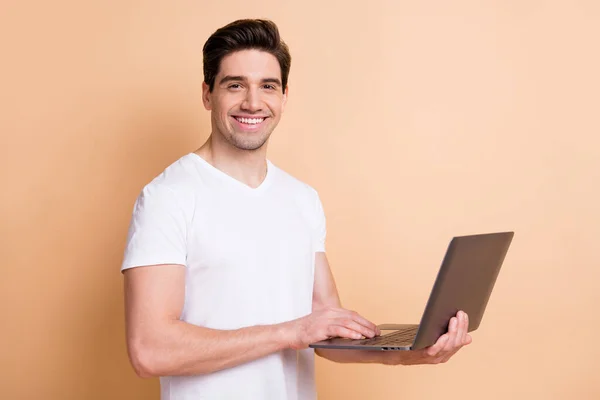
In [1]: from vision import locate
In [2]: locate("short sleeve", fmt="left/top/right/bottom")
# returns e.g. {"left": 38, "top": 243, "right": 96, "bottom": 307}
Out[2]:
{"left": 313, "top": 191, "right": 327, "bottom": 253}
{"left": 121, "top": 183, "right": 188, "bottom": 271}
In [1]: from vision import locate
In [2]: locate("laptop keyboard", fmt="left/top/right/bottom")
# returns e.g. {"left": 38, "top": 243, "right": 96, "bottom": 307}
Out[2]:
{"left": 361, "top": 326, "right": 419, "bottom": 346}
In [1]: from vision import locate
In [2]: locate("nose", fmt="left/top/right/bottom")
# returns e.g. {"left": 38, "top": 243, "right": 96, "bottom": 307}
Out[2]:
{"left": 240, "top": 87, "right": 262, "bottom": 112}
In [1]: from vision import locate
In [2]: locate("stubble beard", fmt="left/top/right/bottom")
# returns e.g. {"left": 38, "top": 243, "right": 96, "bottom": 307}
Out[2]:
{"left": 226, "top": 130, "right": 270, "bottom": 151}
{"left": 223, "top": 117, "right": 275, "bottom": 151}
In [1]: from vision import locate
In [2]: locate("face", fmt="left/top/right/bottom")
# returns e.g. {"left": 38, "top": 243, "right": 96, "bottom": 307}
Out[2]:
{"left": 202, "top": 49, "right": 288, "bottom": 151}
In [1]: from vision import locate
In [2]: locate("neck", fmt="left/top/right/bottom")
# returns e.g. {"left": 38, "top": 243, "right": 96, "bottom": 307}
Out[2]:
{"left": 194, "top": 134, "right": 268, "bottom": 189}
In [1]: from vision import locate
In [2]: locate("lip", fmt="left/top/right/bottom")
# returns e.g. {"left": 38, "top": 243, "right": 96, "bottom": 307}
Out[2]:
{"left": 232, "top": 115, "right": 270, "bottom": 119}
{"left": 230, "top": 115, "right": 268, "bottom": 132}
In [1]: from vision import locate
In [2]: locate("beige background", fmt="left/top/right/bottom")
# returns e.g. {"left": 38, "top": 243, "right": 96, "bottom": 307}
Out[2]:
{"left": 1, "top": 1, "right": 599, "bottom": 399}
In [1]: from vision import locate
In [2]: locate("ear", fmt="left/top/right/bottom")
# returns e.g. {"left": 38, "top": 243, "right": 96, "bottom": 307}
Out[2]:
{"left": 202, "top": 82, "right": 212, "bottom": 111}
{"left": 281, "top": 85, "right": 289, "bottom": 113}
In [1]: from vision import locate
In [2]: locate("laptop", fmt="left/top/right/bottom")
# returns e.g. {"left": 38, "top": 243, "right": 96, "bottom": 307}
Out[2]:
{"left": 309, "top": 231, "right": 514, "bottom": 351}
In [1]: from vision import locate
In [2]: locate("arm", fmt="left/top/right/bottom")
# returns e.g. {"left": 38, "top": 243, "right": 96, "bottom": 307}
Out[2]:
{"left": 124, "top": 264, "right": 292, "bottom": 378}
{"left": 121, "top": 183, "right": 366, "bottom": 377}
{"left": 311, "top": 252, "right": 473, "bottom": 365}
{"left": 125, "top": 262, "right": 382, "bottom": 378}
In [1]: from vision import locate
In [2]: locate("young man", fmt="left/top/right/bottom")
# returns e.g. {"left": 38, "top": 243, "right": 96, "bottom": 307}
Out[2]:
{"left": 121, "top": 19, "right": 471, "bottom": 400}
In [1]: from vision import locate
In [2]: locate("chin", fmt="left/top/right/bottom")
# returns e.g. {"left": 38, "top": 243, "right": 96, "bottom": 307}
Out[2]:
{"left": 228, "top": 133, "right": 270, "bottom": 151}
{"left": 230, "top": 138, "right": 268, "bottom": 151}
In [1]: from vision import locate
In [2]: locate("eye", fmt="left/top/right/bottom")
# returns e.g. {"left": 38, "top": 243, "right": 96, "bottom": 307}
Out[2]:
{"left": 263, "top": 84, "right": 276, "bottom": 90}
{"left": 228, "top": 83, "right": 242, "bottom": 90}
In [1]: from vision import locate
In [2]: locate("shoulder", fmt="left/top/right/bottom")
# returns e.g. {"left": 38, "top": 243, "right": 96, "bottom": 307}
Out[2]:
{"left": 269, "top": 162, "right": 328, "bottom": 242}
{"left": 269, "top": 160, "right": 322, "bottom": 203}
{"left": 148, "top": 153, "right": 200, "bottom": 192}
{"left": 269, "top": 161, "right": 326, "bottom": 226}
{"left": 133, "top": 154, "right": 200, "bottom": 213}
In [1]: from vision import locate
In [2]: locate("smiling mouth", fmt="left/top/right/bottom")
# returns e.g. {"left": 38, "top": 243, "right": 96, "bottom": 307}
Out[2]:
{"left": 233, "top": 116, "right": 267, "bottom": 125}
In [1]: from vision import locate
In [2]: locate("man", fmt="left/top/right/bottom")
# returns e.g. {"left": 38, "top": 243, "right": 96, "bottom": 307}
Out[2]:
{"left": 121, "top": 19, "right": 471, "bottom": 400}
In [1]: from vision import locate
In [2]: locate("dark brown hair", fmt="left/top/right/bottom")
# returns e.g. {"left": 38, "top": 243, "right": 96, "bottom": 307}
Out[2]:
{"left": 202, "top": 19, "right": 291, "bottom": 93}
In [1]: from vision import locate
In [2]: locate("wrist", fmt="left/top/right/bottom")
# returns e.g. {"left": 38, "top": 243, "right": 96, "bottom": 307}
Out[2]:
{"left": 274, "top": 321, "right": 296, "bottom": 350}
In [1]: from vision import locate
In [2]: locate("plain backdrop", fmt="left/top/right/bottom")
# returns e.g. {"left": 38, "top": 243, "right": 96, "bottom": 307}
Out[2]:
{"left": 1, "top": 1, "right": 599, "bottom": 399}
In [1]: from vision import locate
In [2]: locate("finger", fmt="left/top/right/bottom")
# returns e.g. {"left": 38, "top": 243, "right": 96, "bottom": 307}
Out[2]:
{"left": 462, "top": 313, "right": 470, "bottom": 344}
{"left": 442, "top": 317, "right": 459, "bottom": 353}
{"left": 346, "top": 310, "right": 379, "bottom": 335}
{"left": 454, "top": 312, "right": 465, "bottom": 348}
{"left": 329, "top": 325, "right": 364, "bottom": 340}
{"left": 440, "top": 337, "right": 471, "bottom": 364}
{"left": 327, "top": 307, "right": 377, "bottom": 334}
{"left": 465, "top": 334, "right": 473, "bottom": 345}
{"left": 334, "top": 318, "right": 376, "bottom": 338}
{"left": 336, "top": 310, "right": 378, "bottom": 337}
{"left": 426, "top": 334, "right": 449, "bottom": 357}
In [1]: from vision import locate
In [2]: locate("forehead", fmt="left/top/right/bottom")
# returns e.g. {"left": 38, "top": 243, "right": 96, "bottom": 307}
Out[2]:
{"left": 217, "top": 49, "right": 281, "bottom": 81}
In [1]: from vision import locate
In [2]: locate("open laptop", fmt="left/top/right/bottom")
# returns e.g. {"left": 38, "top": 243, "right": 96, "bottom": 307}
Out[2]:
{"left": 309, "top": 231, "right": 514, "bottom": 351}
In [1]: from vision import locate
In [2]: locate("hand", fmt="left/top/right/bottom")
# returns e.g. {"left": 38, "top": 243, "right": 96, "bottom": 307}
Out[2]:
{"left": 283, "top": 306, "right": 381, "bottom": 350}
{"left": 384, "top": 310, "right": 473, "bottom": 366}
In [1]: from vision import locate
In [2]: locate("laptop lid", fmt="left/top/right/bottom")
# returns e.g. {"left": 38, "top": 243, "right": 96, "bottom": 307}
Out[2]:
{"left": 411, "top": 231, "right": 514, "bottom": 349}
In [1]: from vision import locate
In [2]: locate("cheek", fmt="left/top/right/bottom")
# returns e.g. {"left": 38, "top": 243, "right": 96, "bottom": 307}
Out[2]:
{"left": 214, "top": 95, "right": 236, "bottom": 116}
{"left": 216, "top": 107, "right": 233, "bottom": 125}
{"left": 267, "top": 100, "right": 284, "bottom": 116}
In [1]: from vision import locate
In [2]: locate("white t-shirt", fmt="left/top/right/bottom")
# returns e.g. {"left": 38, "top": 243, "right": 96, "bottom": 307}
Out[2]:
{"left": 121, "top": 152, "right": 326, "bottom": 400}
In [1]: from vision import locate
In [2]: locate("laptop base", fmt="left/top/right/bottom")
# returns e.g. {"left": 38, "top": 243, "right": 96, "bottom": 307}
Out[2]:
{"left": 309, "top": 324, "right": 419, "bottom": 351}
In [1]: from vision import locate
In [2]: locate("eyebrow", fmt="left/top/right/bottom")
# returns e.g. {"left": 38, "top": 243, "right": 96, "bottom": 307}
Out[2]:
{"left": 219, "top": 75, "right": 282, "bottom": 86}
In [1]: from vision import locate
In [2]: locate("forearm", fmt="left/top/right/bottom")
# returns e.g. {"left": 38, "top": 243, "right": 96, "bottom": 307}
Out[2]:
{"left": 315, "top": 348, "right": 388, "bottom": 364}
{"left": 130, "top": 319, "right": 290, "bottom": 377}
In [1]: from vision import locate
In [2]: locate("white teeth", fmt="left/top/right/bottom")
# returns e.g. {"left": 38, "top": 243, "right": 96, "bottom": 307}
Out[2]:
{"left": 236, "top": 117, "right": 264, "bottom": 125}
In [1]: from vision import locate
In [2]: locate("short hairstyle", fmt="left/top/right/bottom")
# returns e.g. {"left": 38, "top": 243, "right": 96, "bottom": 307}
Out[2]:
{"left": 202, "top": 19, "right": 291, "bottom": 93}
